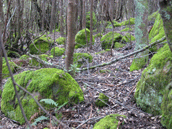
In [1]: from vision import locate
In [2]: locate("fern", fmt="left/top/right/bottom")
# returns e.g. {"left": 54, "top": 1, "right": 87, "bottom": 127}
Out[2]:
{"left": 40, "top": 99, "right": 58, "bottom": 107}
{"left": 31, "top": 116, "right": 49, "bottom": 126}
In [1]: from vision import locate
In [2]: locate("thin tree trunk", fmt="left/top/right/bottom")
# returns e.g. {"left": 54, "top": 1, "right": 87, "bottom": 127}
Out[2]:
{"left": 50, "top": 0, "right": 57, "bottom": 33}
{"left": 60, "top": 0, "right": 64, "bottom": 36}
{"left": 65, "top": 0, "right": 76, "bottom": 71}
{"left": 90, "top": 0, "right": 93, "bottom": 49}
{"left": 0, "top": 0, "right": 3, "bottom": 88}
{"left": 82, "top": 0, "right": 86, "bottom": 29}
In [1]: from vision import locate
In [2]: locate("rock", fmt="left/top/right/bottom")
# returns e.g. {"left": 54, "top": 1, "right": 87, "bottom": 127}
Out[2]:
{"left": 95, "top": 93, "right": 109, "bottom": 107}
{"left": 50, "top": 47, "right": 65, "bottom": 57}
{"left": 29, "top": 36, "right": 53, "bottom": 55}
{"left": 56, "top": 37, "right": 66, "bottom": 45}
{"left": 73, "top": 53, "right": 93, "bottom": 68}
{"left": 1, "top": 68, "right": 84, "bottom": 124}
{"left": 134, "top": 44, "right": 172, "bottom": 128}
{"left": 93, "top": 114, "right": 126, "bottom": 129}
{"left": 75, "top": 28, "right": 95, "bottom": 49}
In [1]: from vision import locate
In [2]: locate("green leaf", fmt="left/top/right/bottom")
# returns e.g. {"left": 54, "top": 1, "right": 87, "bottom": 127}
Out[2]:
{"left": 40, "top": 99, "right": 58, "bottom": 107}
{"left": 31, "top": 116, "right": 49, "bottom": 126}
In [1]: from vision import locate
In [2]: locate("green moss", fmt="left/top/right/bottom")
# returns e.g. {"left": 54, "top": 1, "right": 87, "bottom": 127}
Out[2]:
{"left": 50, "top": 47, "right": 65, "bottom": 57}
{"left": 99, "top": 69, "right": 111, "bottom": 73}
{"left": 95, "top": 93, "right": 109, "bottom": 107}
{"left": 130, "top": 51, "right": 148, "bottom": 71}
{"left": 56, "top": 37, "right": 66, "bottom": 45}
{"left": 161, "top": 82, "right": 172, "bottom": 129}
{"left": 30, "top": 54, "right": 49, "bottom": 67}
{"left": 86, "top": 11, "right": 97, "bottom": 29}
{"left": 149, "top": 13, "right": 166, "bottom": 52}
{"left": 120, "top": 18, "right": 135, "bottom": 26}
{"left": 148, "top": 11, "right": 159, "bottom": 22}
{"left": 1, "top": 68, "right": 84, "bottom": 124}
{"left": 7, "top": 51, "right": 20, "bottom": 58}
{"left": 120, "top": 27, "right": 133, "bottom": 32}
{"left": 75, "top": 28, "right": 95, "bottom": 49}
{"left": 121, "top": 33, "right": 135, "bottom": 43}
{"left": 2, "top": 61, "right": 18, "bottom": 79}
{"left": 93, "top": 33, "right": 103, "bottom": 38}
{"left": 29, "top": 36, "right": 53, "bottom": 55}
{"left": 20, "top": 55, "right": 29, "bottom": 60}
{"left": 100, "top": 32, "right": 122, "bottom": 49}
{"left": 73, "top": 53, "right": 93, "bottom": 68}
{"left": 134, "top": 44, "right": 172, "bottom": 116}
{"left": 93, "top": 114, "right": 126, "bottom": 129}
{"left": 115, "top": 42, "right": 126, "bottom": 48}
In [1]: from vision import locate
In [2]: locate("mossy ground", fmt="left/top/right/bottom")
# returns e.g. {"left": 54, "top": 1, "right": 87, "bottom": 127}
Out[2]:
{"left": 29, "top": 36, "right": 53, "bottom": 54}
{"left": 56, "top": 37, "right": 66, "bottom": 45}
{"left": 134, "top": 44, "right": 172, "bottom": 128}
{"left": 95, "top": 93, "right": 109, "bottom": 107}
{"left": 50, "top": 47, "right": 65, "bottom": 57}
{"left": 73, "top": 53, "right": 93, "bottom": 68}
{"left": 93, "top": 114, "right": 126, "bottom": 129}
{"left": 75, "top": 28, "right": 95, "bottom": 49}
{"left": 1, "top": 68, "right": 84, "bottom": 124}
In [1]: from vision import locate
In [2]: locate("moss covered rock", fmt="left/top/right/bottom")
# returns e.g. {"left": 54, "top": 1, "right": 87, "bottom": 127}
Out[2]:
{"left": 95, "top": 93, "right": 109, "bottom": 107}
{"left": 1, "top": 68, "right": 84, "bottom": 124}
{"left": 2, "top": 58, "right": 18, "bottom": 79}
{"left": 149, "top": 13, "right": 166, "bottom": 51}
{"left": 56, "top": 37, "right": 66, "bottom": 45}
{"left": 120, "top": 18, "right": 135, "bottom": 26}
{"left": 86, "top": 11, "right": 97, "bottom": 29}
{"left": 101, "top": 32, "right": 122, "bottom": 49}
{"left": 50, "top": 47, "right": 65, "bottom": 57}
{"left": 115, "top": 42, "right": 126, "bottom": 48}
{"left": 134, "top": 44, "right": 172, "bottom": 128}
{"left": 75, "top": 28, "right": 95, "bottom": 49}
{"left": 120, "top": 27, "right": 133, "bottom": 32}
{"left": 73, "top": 53, "right": 93, "bottom": 68}
{"left": 29, "top": 36, "right": 53, "bottom": 55}
{"left": 93, "top": 114, "right": 126, "bottom": 129}
{"left": 121, "top": 33, "right": 135, "bottom": 43}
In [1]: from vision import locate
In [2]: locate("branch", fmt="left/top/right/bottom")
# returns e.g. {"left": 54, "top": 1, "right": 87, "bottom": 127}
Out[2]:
{"left": 27, "top": 52, "right": 63, "bottom": 69}
{"left": 78, "top": 37, "right": 166, "bottom": 71}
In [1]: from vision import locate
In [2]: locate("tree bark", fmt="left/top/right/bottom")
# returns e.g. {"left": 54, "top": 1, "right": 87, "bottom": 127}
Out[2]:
{"left": 60, "top": 0, "right": 64, "bottom": 36}
{"left": 90, "top": 0, "right": 93, "bottom": 49}
{"left": 82, "top": 0, "right": 86, "bottom": 29}
{"left": 50, "top": 0, "right": 57, "bottom": 33}
{"left": 0, "top": 0, "right": 3, "bottom": 88}
{"left": 159, "top": 0, "right": 172, "bottom": 52}
{"left": 65, "top": 0, "right": 76, "bottom": 71}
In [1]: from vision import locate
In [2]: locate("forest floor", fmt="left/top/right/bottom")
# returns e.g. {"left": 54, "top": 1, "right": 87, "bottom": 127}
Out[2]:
{"left": 0, "top": 26, "right": 166, "bottom": 129}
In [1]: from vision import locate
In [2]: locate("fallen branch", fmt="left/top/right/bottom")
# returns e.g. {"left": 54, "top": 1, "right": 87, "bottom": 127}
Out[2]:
{"left": 27, "top": 52, "right": 63, "bottom": 69}
{"left": 78, "top": 37, "right": 166, "bottom": 71}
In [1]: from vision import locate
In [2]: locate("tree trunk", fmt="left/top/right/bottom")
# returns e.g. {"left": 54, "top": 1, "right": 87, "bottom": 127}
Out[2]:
{"left": 42, "top": 0, "right": 45, "bottom": 31}
{"left": 50, "top": 0, "right": 57, "bottom": 33}
{"left": 65, "top": 0, "right": 76, "bottom": 71}
{"left": 90, "top": 0, "right": 93, "bottom": 49}
{"left": 159, "top": 0, "right": 172, "bottom": 52}
{"left": 0, "top": 0, "right": 3, "bottom": 88}
{"left": 60, "top": 0, "right": 64, "bottom": 36}
{"left": 82, "top": 0, "right": 86, "bottom": 29}
{"left": 130, "top": 0, "right": 149, "bottom": 71}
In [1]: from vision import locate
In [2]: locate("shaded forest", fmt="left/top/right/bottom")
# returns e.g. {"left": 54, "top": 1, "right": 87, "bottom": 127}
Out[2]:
{"left": 0, "top": 0, "right": 172, "bottom": 129}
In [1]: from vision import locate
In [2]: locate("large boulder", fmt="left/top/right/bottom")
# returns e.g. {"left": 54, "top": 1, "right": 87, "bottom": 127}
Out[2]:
{"left": 1, "top": 68, "right": 84, "bottom": 124}
{"left": 75, "top": 28, "right": 95, "bottom": 49}
{"left": 93, "top": 114, "right": 126, "bottom": 129}
{"left": 29, "top": 36, "right": 53, "bottom": 55}
{"left": 134, "top": 44, "right": 172, "bottom": 129}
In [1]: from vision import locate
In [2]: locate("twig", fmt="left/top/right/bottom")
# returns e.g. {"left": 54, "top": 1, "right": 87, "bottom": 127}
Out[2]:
{"left": 78, "top": 37, "right": 167, "bottom": 71}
